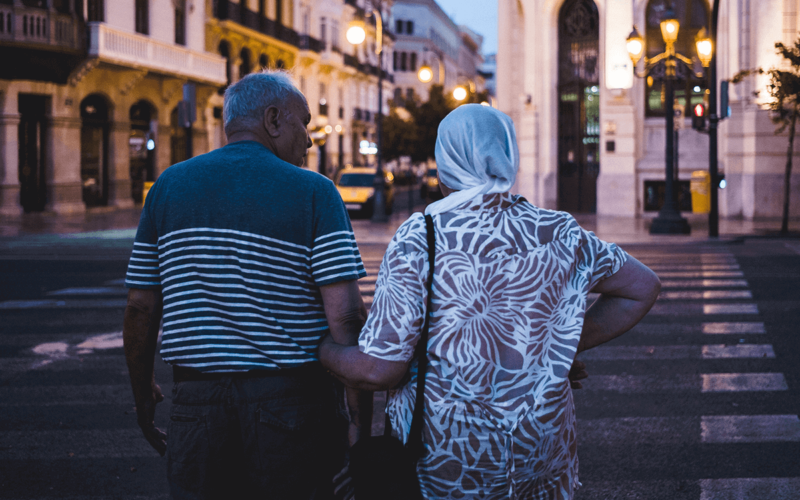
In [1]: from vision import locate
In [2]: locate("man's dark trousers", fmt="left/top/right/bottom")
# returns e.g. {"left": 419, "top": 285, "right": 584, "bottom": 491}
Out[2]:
{"left": 166, "top": 363, "right": 347, "bottom": 499}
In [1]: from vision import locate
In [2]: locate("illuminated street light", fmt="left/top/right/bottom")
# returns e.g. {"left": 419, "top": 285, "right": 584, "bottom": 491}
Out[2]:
{"left": 417, "top": 65, "right": 433, "bottom": 83}
{"left": 346, "top": 20, "right": 366, "bottom": 45}
{"left": 626, "top": 27, "right": 644, "bottom": 66}
{"left": 695, "top": 28, "right": 713, "bottom": 67}
{"left": 453, "top": 86, "right": 467, "bottom": 101}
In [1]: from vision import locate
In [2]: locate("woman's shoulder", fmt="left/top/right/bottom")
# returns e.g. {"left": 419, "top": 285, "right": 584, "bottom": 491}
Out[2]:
{"left": 505, "top": 199, "right": 583, "bottom": 245}
{"left": 388, "top": 213, "right": 428, "bottom": 257}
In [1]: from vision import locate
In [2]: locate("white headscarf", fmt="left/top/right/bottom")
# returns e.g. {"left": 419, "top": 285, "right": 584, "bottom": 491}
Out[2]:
{"left": 424, "top": 104, "right": 520, "bottom": 216}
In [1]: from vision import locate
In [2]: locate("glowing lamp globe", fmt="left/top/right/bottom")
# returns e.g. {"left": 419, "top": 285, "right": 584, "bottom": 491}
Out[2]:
{"left": 453, "top": 86, "right": 467, "bottom": 101}
{"left": 659, "top": 11, "right": 680, "bottom": 45}
{"left": 346, "top": 20, "right": 366, "bottom": 45}
{"left": 695, "top": 28, "right": 713, "bottom": 67}
{"left": 417, "top": 65, "right": 433, "bottom": 83}
{"left": 626, "top": 26, "right": 644, "bottom": 66}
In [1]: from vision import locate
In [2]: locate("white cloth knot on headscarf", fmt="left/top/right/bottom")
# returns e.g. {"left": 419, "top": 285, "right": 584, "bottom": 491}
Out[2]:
{"left": 425, "top": 104, "right": 520, "bottom": 216}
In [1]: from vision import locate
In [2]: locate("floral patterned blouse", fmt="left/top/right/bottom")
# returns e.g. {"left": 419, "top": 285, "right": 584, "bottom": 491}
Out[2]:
{"left": 358, "top": 193, "right": 628, "bottom": 499}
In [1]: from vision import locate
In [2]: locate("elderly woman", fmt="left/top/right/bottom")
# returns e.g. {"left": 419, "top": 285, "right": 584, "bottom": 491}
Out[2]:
{"left": 320, "top": 105, "right": 660, "bottom": 499}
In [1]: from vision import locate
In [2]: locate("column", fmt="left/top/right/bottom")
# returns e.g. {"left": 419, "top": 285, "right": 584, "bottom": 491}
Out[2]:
{"left": 107, "top": 120, "right": 134, "bottom": 209}
{"left": 47, "top": 115, "right": 85, "bottom": 214}
{"left": 0, "top": 113, "right": 23, "bottom": 216}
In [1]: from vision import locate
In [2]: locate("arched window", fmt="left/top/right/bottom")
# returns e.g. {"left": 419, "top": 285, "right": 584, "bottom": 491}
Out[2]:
{"left": 276, "top": 59, "right": 285, "bottom": 69}
{"left": 644, "top": 0, "right": 709, "bottom": 116}
{"left": 80, "top": 94, "right": 111, "bottom": 207}
{"left": 239, "top": 48, "right": 252, "bottom": 78}
{"left": 409, "top": 52, "right": 417, "bottom": 71}
{"left": 260, "top": 53, "right": 269, "bottom": 69}
{"left": 129, "top": 101, "right": 157, "bottom": 204}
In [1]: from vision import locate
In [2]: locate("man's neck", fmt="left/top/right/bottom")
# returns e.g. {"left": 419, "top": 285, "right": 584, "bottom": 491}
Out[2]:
{"left": 225, "top": 131, "right": 274, "bottom": 153}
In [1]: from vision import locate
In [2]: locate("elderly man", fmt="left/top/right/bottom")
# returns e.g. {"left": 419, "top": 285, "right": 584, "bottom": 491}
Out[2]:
{"left": 123, "top": 71, "right": 372, "bottom": 499}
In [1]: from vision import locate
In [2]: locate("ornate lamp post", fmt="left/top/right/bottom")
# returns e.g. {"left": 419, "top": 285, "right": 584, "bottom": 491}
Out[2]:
{"left": 347, "top": 4, "right": 389, "bottom": 222}
{"left": 627, "top": 8, "right": 710, "bottom": 234}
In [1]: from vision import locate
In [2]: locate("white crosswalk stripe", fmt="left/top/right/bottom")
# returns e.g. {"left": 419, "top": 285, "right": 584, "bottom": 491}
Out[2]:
{"left": 574, "top": 249, "right": 798, "bottom": 497}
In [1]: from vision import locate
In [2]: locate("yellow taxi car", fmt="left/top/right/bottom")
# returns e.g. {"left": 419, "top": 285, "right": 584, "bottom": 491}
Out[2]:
{"left": 335, "top": 167, "right": 395, "bottom": 217}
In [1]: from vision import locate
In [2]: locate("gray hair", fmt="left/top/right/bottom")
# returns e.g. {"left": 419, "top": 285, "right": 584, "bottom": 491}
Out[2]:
{"left": 223, "top": 70, "right": 305, "bottom": 135}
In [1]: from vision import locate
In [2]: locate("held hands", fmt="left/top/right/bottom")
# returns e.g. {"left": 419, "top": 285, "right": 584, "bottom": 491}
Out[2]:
{"left": 135, "top": 382, "right": 167, "bottom": 456}
{"left": 569, "top": 359, "right": 589, "bottom": 390}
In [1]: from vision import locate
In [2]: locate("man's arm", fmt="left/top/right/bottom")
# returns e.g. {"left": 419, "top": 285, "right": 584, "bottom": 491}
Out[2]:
{"left": 123, "top": 288, "right": 166, "bottom": 456}
{"left": 319, "top": 280, "right": 375, "bottom": 445}
{"left": 578, "top": 256, "right": 661, "bottom": 354}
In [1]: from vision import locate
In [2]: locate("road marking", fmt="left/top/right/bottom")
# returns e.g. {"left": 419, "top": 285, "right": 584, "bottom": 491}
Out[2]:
{"left": 47, "top": 287, "right": 127, "bottom": 296}
{"left": 580, "top": 344, "right": 775, "bottom": 360}
{"left": 701, "top": 373, "right": 788, "bottom": 392}
{"left": 701, "top": 415, "right": 800, "bottom": 443}
{"left": 660, "top": 279, "right": 749, "bottom": 288}
{"left": 701, "top": 344, "right": 775, "bottom": 359}
{"left": 0, "top": 429, "right": 161, "bottom": 459}
{"left": 703, "top": 304, "right": 759, "bottom": 315}
{"left": 700, "top": 478, "right": 800, "bottom": 500}
{"left": 659, "top": 290, "right": 753, "bottom": 300}
{"left": 0, "top": 299, "right": 128, "bottom": 309}
{"left": 648, "top": 264, "right": 741, "bottom": 271}
{"left": 581, "top": 373, "right": 787, "bottom": 393}
{"left": 657, "top": 271, "right": 745, "bottom": 278}
{"left": 703, "top": 322, "right": 766, "bottom": 334}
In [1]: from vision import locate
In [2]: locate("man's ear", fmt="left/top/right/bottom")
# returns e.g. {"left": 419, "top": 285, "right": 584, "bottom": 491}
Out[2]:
{"left": 263, "top": 105, "right": 281, "bottom": 137}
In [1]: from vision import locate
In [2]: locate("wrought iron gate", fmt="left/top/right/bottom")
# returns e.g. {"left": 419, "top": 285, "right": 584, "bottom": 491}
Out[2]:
{"left": 557, "top": 0, "right": 600, "bottom": 213}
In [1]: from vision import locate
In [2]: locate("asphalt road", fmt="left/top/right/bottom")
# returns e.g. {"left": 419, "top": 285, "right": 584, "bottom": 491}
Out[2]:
{"left": 0, "top": 233, "right": 798, "bottom": 499}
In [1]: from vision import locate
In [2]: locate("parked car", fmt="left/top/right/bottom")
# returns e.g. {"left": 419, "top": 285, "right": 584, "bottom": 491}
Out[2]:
{"left": 420, "top": 168, "right": 442, "bottom": 200}
{"left": 335, "top": 167, "right": 395, "bottom": 218}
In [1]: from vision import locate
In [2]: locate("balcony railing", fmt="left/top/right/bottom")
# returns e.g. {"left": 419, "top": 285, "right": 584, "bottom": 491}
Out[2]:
{"left": 88, "top": 23, "right": 227, "bottom": 85}
{"left": 214, "top": 1, "right": 299, "bottom": 47}
{"left": 0, "top": 4, "right": 83, "bottom": 51}
{"left": 298, "top": 35, "right": 322, "bottom": 53}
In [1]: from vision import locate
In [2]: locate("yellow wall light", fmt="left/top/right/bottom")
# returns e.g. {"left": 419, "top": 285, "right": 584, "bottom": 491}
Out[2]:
{"left": 346, "top": 20, "right": 366, "bottom": 45}
{"left": 418, "top": 65, "right": 433, "bottom": 83}
{"left": 453, "top": 86, "right": 467, "bottom": 101}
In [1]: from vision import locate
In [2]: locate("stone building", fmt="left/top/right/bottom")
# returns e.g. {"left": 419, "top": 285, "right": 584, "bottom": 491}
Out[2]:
{"left": 497, "top": 0, "right": 800, "bottom": 220}
{"left": 0, "top": 0, "right": 226, "bottom": 215}
{"left": 391, "top": 0, "right": 485, "bottom": 104}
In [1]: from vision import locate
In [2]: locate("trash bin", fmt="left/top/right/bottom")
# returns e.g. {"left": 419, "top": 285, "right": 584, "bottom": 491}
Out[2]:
{"left": 142, "top": 181, "right": 154, "bottom": 204}
{"left": 690, "top": 171, "right": 710, "bottom": 214}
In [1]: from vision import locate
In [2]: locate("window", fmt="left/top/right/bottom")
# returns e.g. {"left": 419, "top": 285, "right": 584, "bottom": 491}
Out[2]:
{"left": 239, "top": 48, "right": 252, "bottom": 78}
{"left": 400, "top": 52, "right": 407, "bottom": 71}
{"left": 406, "top": 88, "right": 414, "bottom": 101}
{"left": 174, "top": 0, "right": 186, "bottom": 46}
{"left": 320, "top": 17, "right": 327, "bottom": 46}
{"left": 331, "top": 20, "right": 340, "bottom": 51}
{"left": 406, "top": 21, "right": 414, "bottom": 35}
{"left": 87, "top": 0, "right": 104, "bottom": 22}
{"left": 393, "top": 87, "right": 403, "bottom": 104}
{"left": 409, "top": 52, "right": 417, "bottom": 71}
{"left": 395, "top": 19, "right": 403, "bottom": 34}
{"left": 259, "top": 53, "right": 269, "bottom": 69}
{"left": 135, "top": 0, "right": 148, "bottom": 35}
{"left": 302, "top": 8, "right": 310, "bottom": 34}
{"left": 219, "top": 41, "right": 231, "bottom": 89}
{"left": 644, "top": 0, "right": 709, "bottom": 116}
{"left": 276, "top": 0, "right": 283, "bottom": 25}
{"left": 393, "top": 51, "right": 398, "bottom": 71}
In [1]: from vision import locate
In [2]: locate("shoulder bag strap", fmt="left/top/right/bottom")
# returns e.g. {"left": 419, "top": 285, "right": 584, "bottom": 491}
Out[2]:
{"left": 406, "top": 214, "right": 436, "bottom": 459}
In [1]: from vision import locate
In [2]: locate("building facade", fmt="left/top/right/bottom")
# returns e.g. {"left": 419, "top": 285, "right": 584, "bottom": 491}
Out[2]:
{"left": 0, "top": 0, "right": 226, "bottom": 215}
{"left": 391, "top": 0, "right": 484, "bottom": 104}
{"left": 497, "top": 0, "right": 800, "bottom": 219}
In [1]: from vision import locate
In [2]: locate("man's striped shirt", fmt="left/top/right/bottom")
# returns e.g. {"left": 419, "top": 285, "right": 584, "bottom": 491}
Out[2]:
{"left": 125, "top": 141, "right": 366, "bottom": 372}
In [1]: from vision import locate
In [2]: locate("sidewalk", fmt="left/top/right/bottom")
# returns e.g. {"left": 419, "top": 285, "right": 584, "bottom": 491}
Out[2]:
{"left": 0, "top": 205, "right": 796, "bottom": 247}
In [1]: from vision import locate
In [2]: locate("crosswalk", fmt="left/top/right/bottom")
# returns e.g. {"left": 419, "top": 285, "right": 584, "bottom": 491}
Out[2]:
{"left": 573, "top": 248, "right": 798, "bottom": 500}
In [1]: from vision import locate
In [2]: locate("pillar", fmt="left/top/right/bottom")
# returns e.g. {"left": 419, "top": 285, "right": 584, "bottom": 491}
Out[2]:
{"left": 0, "top": 113, "right": 23, "bottom": 216}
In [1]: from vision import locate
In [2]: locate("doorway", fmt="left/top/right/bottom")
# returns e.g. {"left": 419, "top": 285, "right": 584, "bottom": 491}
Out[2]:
{"left": 80, "top": 94, "right": 110, "bottom": 207}
{"left": 557, "top": 0, "right": 600, "bottom": 213}
{"left": 18, "top": 94, "right": 49, "bottom": 213}
{"left": 129, "top": 101, "right": 156, "bottom": 204}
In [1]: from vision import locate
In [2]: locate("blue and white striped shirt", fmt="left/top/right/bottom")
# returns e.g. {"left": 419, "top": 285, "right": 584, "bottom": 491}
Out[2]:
{"left": 125, "top": 141, "right": 365, "bottom": 372}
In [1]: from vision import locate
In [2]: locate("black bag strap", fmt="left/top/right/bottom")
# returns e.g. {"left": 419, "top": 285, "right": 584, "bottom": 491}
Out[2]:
{"left": 405, "top": 214, "right": 436, "bottom": 459}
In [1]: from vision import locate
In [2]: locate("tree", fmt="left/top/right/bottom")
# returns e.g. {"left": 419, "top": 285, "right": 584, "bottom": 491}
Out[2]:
{"left": 381, "top": 85, "right": 492, "bottom": 164}
{"left": 733, "top": 39, "right": 800, "bottom": 235}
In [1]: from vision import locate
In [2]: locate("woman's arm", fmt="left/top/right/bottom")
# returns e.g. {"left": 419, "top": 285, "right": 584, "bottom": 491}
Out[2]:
{"left": 577, "top": 256, "right": 661, "bottom": 353}
{"left": 319, "top": 335, "right": 410, "bottom": 391}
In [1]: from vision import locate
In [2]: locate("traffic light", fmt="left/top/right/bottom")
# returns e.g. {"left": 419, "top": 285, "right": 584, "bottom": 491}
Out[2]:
{"left": 692, "top": 103, "right": 706, "bottom": 131}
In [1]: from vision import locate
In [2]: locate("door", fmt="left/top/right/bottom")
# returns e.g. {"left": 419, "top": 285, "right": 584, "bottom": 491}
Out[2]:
{"left": 557, "top": 0, "right": 600, "bottom": 213}
{"left": 129, "top": 101, "right": 156, "bottom": 204}
{"left": 80, "top": 95, "right": 110, "bottom": 207}
{"left": 18, "top": 95, "right": 48, "bottom": 213}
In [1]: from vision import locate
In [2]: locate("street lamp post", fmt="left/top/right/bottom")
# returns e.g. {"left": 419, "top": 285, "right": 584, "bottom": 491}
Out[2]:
{"left": 347, "top": 4, "right": 388, "bottom": 222}
{"left": 627, "top": 9, "right": 709, "bottom": 234}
